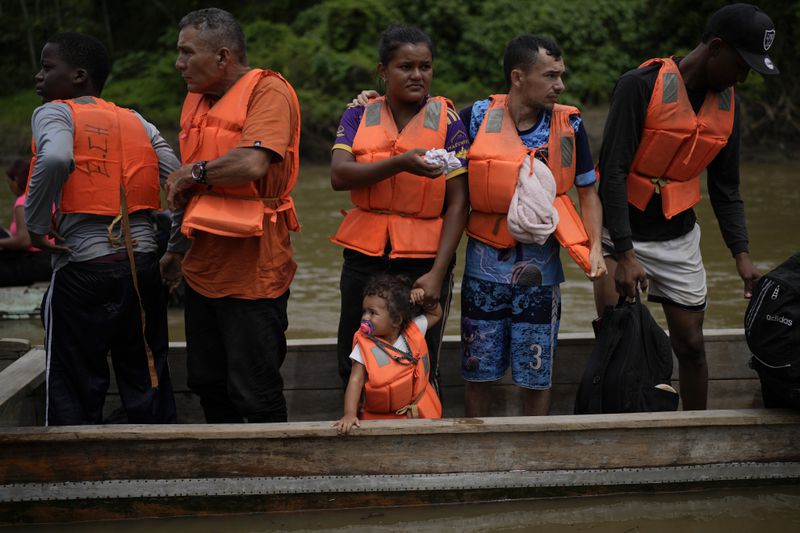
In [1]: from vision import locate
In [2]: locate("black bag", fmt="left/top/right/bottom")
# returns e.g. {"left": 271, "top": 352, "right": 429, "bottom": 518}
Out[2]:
{"left": 575, "top": 294, "right": 679, "bottom": 414}
{"left": 744, "top": 252, "right": 800, "bottom": 408}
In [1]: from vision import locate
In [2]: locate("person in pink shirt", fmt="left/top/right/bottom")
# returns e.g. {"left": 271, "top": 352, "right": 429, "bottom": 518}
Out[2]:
{"left": 0, "top": 159, "right": 52, "bottom": 286}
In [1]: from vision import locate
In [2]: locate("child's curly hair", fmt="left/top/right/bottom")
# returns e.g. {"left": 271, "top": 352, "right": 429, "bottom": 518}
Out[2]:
{"left": 363, "top": 273, "right": 421, "bottom": 330}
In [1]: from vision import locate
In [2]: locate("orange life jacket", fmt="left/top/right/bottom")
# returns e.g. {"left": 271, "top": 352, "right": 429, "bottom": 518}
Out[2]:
{"left": 30, "top": 96, "right": 161, "bottom": 216}
{"left": 466, "top": 95, "right": 592, "bottom": 273}
{"left": 627, "top": 57, "right": 735, "bottom": 219}
{"left": 331, "top": 96, "right": 452, "bottom": 259}
{"left": 355, "top": 321, "right": 442, "bottom": 420}
{"left": 179, "top": 69, "right": 301, "bottom": 237}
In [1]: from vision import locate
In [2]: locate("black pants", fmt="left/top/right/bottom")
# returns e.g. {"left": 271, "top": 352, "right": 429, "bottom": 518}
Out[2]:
{"left": 185, "top": 285, "right": 289, "bottom": 423}
{"left": 336, "top": 248, "right": 454, "bottom": 390}
{"left": 44, "top": 254, "right": 176, "bottom": 425}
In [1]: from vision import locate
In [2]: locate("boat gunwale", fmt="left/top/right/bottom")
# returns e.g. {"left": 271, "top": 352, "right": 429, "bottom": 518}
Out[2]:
{"left": 1, "top": 408, "right": 798, "bottom": 442}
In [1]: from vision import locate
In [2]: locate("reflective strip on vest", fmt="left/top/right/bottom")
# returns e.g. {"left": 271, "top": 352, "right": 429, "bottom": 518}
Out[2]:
{"left": 485, "top": 108, "right": 504, "bottom": 133}
{"left": 73, "top": 95, "right": 96, "bottom": 105}
{"left": 663, "top": 73, "right": 678, "bottom": 104}
{"left": 424, "top": 100, "right": 442, "bottom": 130}
{"left": 371, "top": 345, "right": 392, "bottom": 367}
{"left": 365, "top": 102, "right": 382, "bottom": 127}
{"left": 719, "top": 88, "right": 732, "bottom": 111}
{"left": 561, "top": 136, "right": 573, "bottom": 167}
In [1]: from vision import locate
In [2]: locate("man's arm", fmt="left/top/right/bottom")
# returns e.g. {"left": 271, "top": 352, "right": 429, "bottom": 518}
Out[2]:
{"left": 136, "top": 113, "right": 189, "bottom": 288}
{"left": 596, "top": 71, "right": 652, "bottom": 253}
{"left": 706, "top": 104, "right": 760, "bottom": 297}
{"left": 24, "top": 104, "right": 74, "bottom": 253}
{"left": 166, "top": 77, "right": 295, "bottom": 209}
{"left": 576, "top": 184, "right": 606, "bottom": 280}
{"left": 572, "top": 120, "right": 606, "bottom": 280}
{"left": 166, "top": 147, "right": 273, "bottom": 209}
{"left": 596, "top": 69, "right": 656, "bottom": 297}
{"left": 706, "top": 105, "right": 748, "bottom": 255}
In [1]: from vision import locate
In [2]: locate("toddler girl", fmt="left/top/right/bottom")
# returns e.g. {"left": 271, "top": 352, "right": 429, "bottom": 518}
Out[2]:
{"left": 334, "top": 274, "right": 442, "bottom": 434}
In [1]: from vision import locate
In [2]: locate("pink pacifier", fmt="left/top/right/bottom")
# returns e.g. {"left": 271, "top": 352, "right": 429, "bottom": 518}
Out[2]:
{"left": 359, "top": 320, "right": 374, "bottom": 335}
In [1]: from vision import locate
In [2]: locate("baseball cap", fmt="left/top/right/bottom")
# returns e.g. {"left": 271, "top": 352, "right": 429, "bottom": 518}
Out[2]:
{"left": 706, "top": 3, "right": 779, "bottom": 75}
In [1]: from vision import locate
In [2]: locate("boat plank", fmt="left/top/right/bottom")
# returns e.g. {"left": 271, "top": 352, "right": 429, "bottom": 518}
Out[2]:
{"left": 1, "top": 410, "right": 799, "bottom": 484}
{"left": 0, "top": 349, "right": 44, "bottom": 410}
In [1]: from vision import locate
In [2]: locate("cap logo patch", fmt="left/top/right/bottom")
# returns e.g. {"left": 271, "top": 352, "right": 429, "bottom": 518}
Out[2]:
{"left": 764, "top": 57, "right": 774, "bottom": 70}
{"left": 764, "top": 29, "right": 775, "bottom": 51}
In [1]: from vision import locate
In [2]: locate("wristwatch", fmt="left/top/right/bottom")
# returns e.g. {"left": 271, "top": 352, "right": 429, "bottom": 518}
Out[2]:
{"left": 191, "top": 160, "right": 208, "bottom": 184}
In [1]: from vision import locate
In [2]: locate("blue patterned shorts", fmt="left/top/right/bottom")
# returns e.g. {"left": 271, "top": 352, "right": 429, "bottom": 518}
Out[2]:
{"left": 460, "top": 275, "right": 561, "bottom": 389}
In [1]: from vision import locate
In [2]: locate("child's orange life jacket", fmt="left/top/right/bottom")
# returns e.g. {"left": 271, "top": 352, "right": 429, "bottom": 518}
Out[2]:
{"left": 354, "top": 320, "right": 442, "bottom": 419}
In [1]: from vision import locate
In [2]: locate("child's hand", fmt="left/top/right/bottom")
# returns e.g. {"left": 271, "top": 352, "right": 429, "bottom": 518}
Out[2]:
{"left": 333, "top": 415, "right": 361, "bottom": 435}
{"left": 410, "top": 287, "right": 425, "bottom": 305}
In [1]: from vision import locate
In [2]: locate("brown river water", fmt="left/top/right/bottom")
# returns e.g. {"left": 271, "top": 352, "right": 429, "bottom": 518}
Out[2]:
{"left": 11, "top": 486, "right": 800, "bottom": 531}
{"left": 1, "top": 162, "right": 798, "bottom": 530}
{"left": 2, "top": 161, "right": 796, "bottom": 341}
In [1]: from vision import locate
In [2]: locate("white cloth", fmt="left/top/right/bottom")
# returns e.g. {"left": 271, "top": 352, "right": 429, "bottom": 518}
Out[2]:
{"left": 424, "top": 148, "right": 462, "bottom": 174}
{"left": 350, "top": 315, "right": 428, "bottom": 364}
{"left": 507, "top": 155, "right": 559, "bottom": 244}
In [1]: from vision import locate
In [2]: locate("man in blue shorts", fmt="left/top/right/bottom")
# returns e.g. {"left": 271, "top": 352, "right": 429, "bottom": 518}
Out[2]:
{"left": 460, "top": 35, "right": 605, "bottom": 416}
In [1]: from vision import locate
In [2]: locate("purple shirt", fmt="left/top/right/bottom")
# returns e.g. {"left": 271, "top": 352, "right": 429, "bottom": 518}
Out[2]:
{"left": 333, "top": 97, "right": 470, "bottom": 180}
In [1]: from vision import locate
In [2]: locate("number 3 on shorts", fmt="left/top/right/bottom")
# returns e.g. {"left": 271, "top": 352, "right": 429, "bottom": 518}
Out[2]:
{"left": 528, "top": 343, "right": 542, "bottom": 370}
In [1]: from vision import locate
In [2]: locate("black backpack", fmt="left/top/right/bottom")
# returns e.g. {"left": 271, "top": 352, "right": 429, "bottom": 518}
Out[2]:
{"left": 744, "top": 253, "right": 800, "bottom": 407}
{"left": 575, "top": 295, "right": 679, "bottom": 414}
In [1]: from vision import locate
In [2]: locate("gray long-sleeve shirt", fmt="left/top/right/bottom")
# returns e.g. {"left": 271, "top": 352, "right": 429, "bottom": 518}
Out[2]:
{"left": 25, "top": 102, "right": 187, "bottom": 271}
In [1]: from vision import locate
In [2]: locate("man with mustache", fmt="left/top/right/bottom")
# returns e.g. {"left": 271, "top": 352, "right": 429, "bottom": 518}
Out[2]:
{"left": 163, "top": 8, "right": 301, "bottom": 423}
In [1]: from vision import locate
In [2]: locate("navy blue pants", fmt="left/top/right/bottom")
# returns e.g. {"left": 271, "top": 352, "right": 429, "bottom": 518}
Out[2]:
{"left": 184, "top": 285, "right": 289, "bottom": 423}
{"left": 336, "top": 248, "right": 454, "bottom": 390}
{"left": 44, "top": 254, "right": 176, "bottom": 425}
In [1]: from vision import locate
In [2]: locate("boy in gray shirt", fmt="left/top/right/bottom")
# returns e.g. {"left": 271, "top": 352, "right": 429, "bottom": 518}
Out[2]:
{"left": 27, "top": 32, "right": 179, "bottom": 425}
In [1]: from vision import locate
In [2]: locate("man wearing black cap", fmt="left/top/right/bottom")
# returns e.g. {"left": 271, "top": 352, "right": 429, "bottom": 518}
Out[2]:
{"left": 594, "top": 3, "right": 779, "bottom": 410}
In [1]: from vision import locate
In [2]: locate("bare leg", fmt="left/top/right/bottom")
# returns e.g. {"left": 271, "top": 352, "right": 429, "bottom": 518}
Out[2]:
{"left": 465, "top": 381, "right": 493, "bottom": 417}
{"left": 593, "top": 255, "right": 618, "bottom": 317}
{"left": 522, "top": 388, "right": 551, "bottom": 416}
{"left": 662, "top": 304, "right": 707, "bottom": 410}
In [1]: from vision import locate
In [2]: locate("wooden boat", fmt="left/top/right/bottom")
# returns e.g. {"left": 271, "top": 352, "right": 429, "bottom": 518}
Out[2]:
{"left": 1, "top": 330, "right": 799, "bottom": 525}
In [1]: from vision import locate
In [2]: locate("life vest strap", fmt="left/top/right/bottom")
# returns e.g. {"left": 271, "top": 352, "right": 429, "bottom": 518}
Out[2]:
{"left": 362, "top": 208, "right": 440, "bottom": 220}
{"left": 651, "top": 177, "right": 671, "bottom": 194}
{"left": 394, "top": 383, "right": 428, "bottom": 418}
{"left": 365, "top": 332, "right": 417, "bottom": 365}
{"left": 118, "top": 183, "right": 159, "bottom": 389}
{"left": 195, "top": 190, "right": 295, "bottom": 224}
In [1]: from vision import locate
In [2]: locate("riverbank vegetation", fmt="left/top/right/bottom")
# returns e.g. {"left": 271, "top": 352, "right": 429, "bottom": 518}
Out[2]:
{"left": 1, "top": 0, "right": 796, "bottom": 161}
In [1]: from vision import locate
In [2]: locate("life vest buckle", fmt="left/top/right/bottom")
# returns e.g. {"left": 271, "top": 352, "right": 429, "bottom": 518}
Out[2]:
{"left": 650, "top": 177, "right": 671, "bottom": 194}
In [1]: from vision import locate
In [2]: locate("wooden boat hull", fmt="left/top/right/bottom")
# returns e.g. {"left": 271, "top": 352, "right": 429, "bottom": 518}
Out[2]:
{"left": 1, "top": 330, "right": 799, "bottom": 524}
{"left": 2, "top": 411, "right": 800, "bottom": 523}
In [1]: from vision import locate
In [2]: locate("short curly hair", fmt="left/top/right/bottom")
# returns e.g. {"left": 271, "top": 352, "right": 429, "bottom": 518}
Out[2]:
{"left": 46, "top": 32, "right": 110, "bottom": 92}
{"left": 363, "top": 273, "right": 417, "bottom": 330}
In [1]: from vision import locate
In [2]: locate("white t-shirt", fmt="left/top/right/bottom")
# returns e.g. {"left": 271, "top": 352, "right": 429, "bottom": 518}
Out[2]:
{"left": 350, "top": 315, "right": 428, "bottom": 365}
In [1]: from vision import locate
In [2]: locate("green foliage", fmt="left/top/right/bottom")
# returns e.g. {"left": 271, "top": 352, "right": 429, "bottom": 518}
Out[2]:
{"left": 1, "top": 0, "right": 798, "bottom": 161}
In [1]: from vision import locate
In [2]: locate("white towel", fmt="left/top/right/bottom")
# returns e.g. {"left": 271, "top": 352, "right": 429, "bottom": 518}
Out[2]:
{"left": 424, "top": 148, "right": 462, "bottom": 174}
{"left": 507, "top": 154, "right": 559, "bottom": 244}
